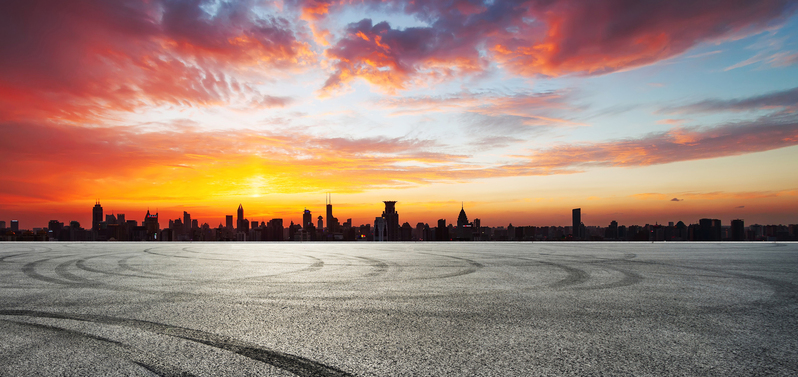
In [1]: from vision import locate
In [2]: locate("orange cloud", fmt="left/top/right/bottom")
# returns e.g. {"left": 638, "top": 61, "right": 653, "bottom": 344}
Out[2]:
{"left": 516, "top": 114, "right": 798, "bottom": 171}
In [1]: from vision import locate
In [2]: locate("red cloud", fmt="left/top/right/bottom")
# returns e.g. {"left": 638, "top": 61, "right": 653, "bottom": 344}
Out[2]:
{"left": 0, "top": 0, "right": 310, "bottom": 122}
{"left": 321, "top": 18, "right": 487, "bottom": 94}
{"left": 302, "top": 0, "right": 794, "bottom": 92}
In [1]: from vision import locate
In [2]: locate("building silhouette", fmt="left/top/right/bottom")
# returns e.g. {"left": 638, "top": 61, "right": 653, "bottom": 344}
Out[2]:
{"left": 326, "top": 194, "right": 339, "bottom": 233}
{"left": 144, "top": 209, "right": 159, "bottom": 240}
{"left": 455, "top": 203, "right": 475, "bottom": 240}
{"left": 92, "top": 201, "right": 103, "bottom": 231}
{"left": 374, "top": 217, "right": 387, "bottom": 241}
{"left": 572, "top": 208, "right": 582, "bottom": 240}
{"left": 436, "top": 219, "right": 449, "bottom": 241}
{"left": 382, "top": 201, "right": 399, "bottom": 241}
{"left": 303, "top": 209, "right": 312, "bottom": 228}
{"left": 731, "top": 219, "right": 745, "bottom": 241}
{"left": 236, "top": 204, "right": 244, "bottom": 231}
{"left": 698, "top": 218, "right": 722, "bottom": 241}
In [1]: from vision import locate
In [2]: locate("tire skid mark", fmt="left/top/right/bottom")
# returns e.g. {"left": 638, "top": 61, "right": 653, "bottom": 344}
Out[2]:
{"left": 0, "top": 253, "right": 32, "bottom": 263}
{"left": 0, "top": 246, "right": 53, "bottom": 263}
{"left": 54, "top": 259, "right": 101, "bottom": 285}
{"left": 1, "top": 319, "right": 198, "bottom": 377}
{"left": 143, "top": 247, "right": 242, "bottom": 263}
{"left": 515, "top": 255, "right": 640, "bottom": 290}
{"left": 415, "top": 252, "right": 484, "bottom": 280}
{"left": 625, "top": 258, "right": 798, "bottom": 307}
{"left": 573, "top": 265, "right": 643, "bottom": 291}
{"left": 0, "top": 310, "right": 353, "bottom": 377}
{"left": 22, "top": 257, "right": 85, "bottom": 286}
{"left": 539, "top": 261, "right": 590, "bottom": 288}
{"left": 510, "top": 256, "right": 591, "bottom": 289}
{"left": 118, "top": 254, "right": 179, "bottom": 279}
{"left": 354, "top": 256, "right": 390, "bottom": 277}
{"left": 229, "top": 255, "right": 325, "bottom": 281}
{"left": 132, "top": 361, "right": 198, "bottom": 377}
{"left": 75, "top": 258, "right": 160, "bottom": 280}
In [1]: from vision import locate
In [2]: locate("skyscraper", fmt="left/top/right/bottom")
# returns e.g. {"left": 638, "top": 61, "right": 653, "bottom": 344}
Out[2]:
{"left": 572, "top": 208, "right": 581, "bottom": 240}
{"left": 382, "top": 201, "right": 399, "bottom": 241}
{"left": 144, "top": 209, "right": 159, "bottom": 240}
{"left": 184, "top": 211, "right": 191, "bottom": 232}
{"left": 303, "top": 209, "right": 312, "bottom": 228}
{"left": 11, "top": 220, "right": 19, "bottom": 232}
{"left": 731, "top": 219, "right": 745, "bottom": 241}
{"left": 436, "top": 219, "right": 448, "bottom": 241}
{"left": 237, "top": 204, "right": 244, "bottom": 231}
{"left": 374, "top": 217, "right": 386, "bottom": 241}
{"left": 226, "top": 215, "right": 233, "bottom": 230}
{"left": 92, "top": 200, "right": 103, "bottom": 231}
{"left": 325, "top": 194, "right": 333, "bottom": 232}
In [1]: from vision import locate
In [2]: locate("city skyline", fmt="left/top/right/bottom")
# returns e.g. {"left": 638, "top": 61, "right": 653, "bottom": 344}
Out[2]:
{"left": 2, "top": 1, "right": 798, "bottom": 228}
{"left": 4, "top": 197, "right": 796, "bottom": 232}
{"left": 3, "top": 198, "right": 796, "bottom": 243}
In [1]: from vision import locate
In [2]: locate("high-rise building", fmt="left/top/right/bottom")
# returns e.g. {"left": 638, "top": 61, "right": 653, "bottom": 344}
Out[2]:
{"left": 11, "top": 220, "right": 19, "bottom": 232}
{"left": 457, "top": 203, "right": 469, "bottom": 228}
{"left": 0, "top": 221, "right": 5, "bottom": 229}
{"left": 92, "top": 201, "right": 103, "bottom": 231}
{"left": 698, "top": 218, "right": 722, "bottom": 241}
{"left": 374, "top": 217, "right": 386, "bottom": 241}
{"left": 303, "top": 209, "right": 312, "bottom": 228}
{"left": 455, "top": 203, "right": 474, "bottom": 240}
{"left": 731, "top": 219, "right": 745, "bottom": 241}
{"left": 144, "top": 210, "right": 159, "bottom": 240}
{"left": 226, "top": 215, "right": 233, "bottom": 230}
{"left": 184, "top": 211, "right": 191, "bottom": 232}
{"left": 267, "top": 218, "right": 284, "bottom": 241}
{"left": 382, "top": 201, "right": 399, "bottom": 241}
{"left": 572, "top": 208, "right": 581, "bottom": 240}
{"left": 236, "top": 204, "right": 244, "bottom": 231}
{"left": 317, "top": 216, "right": 323, "bottom": 231}
{"left": 436, "top": 219, "right": 448, "bottom": 241}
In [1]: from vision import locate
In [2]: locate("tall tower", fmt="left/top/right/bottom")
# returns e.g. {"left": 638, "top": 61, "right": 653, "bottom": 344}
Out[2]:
{"left": 237, "top": 204, "right": 244, "bottom": 231}
{"left": 92, "top": 200, "right": 103, "bottom": 231}
{"left": 457, "top": 202, "right": 469, "bottom": 228}
{"left": 144, "top": 209, "right": 159, "bottom": 241}
{"left": 184, "top": 211, "right": 191, "bottom": 231}
{"left": 382, "top": 201, "right": 399, "bottom": 241}
{"left": 572, "top": 208, "right": 581, "bottom": 240}
{"left": 326, "top": 194, "right": 333, "bottom": 232}
{"left": 303, "top": 209, "right": 312, "bottom": 228}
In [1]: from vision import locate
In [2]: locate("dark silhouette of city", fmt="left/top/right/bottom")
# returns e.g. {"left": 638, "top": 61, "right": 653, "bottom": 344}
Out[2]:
{"left": 2, "top": 198, "right": 796, "bottom": 242}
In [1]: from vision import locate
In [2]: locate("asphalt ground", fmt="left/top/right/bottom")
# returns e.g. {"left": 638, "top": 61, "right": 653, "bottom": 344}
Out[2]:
{"left": 1, "top": 242, "right": 796, "bottom": 376}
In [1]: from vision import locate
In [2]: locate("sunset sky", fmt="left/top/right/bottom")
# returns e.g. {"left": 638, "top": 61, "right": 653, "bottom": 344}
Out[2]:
{"left": 2, "top": 0, "right": 798, "bottom": 228}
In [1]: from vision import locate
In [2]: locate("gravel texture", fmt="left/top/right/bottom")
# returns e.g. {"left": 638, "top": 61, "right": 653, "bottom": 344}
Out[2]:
{"left": 1, "top": 242, "right": 797, "bottom": 376}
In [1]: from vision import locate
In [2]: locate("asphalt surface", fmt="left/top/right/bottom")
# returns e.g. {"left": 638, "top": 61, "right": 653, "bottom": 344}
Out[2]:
{"left": 1, "top": 242, "right": 797, "bottom": 376}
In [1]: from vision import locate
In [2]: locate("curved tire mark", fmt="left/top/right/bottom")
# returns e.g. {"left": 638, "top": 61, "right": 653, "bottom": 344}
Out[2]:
{"left": 1, "top": 319, "right": 198, "bottom": 377}
{"left": 0, "top": 310, "right": 353, "bottom": 377}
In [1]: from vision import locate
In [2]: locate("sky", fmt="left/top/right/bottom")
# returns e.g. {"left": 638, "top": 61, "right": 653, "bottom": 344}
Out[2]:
{"left": 2, "top": 0, "right": 798, "bottom": 229}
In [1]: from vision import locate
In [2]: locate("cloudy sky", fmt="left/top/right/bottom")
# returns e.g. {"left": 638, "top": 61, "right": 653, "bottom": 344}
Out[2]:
{"left": 2, "top": 0, "right": 798, "bottom": 228}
